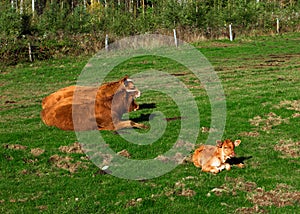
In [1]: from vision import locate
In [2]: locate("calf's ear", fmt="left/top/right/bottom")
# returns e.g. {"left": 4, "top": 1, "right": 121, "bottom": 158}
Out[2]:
{"left": 216, "top": 140, "right": 223, "bottom": 148}
{"left": 234, "top": 140, "right": 241, "bottom": 147}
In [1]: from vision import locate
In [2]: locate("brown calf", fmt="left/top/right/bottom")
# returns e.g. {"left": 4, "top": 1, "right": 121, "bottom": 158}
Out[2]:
{"left": 192, "top": 139, "right": 242, "bottom": 174}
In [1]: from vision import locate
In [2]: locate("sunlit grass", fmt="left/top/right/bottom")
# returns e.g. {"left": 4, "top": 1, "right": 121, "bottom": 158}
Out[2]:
{"left": 0, "top": 33, "right": 299, "bottom": 213}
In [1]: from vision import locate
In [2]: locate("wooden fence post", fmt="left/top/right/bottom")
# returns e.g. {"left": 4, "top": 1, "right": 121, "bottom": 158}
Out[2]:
{"left": 276, "top": 18, "right": 280, "bottom": 34}
{"left": 229, "top": 24, "right": 233, "bottom": 41}
{"left": 105, "top": 34, "right": 109, "bottom": 51}
{"left": 28, "top": 43, "right": 33, "bottom": 62}
{"left": 173, "top": 29, "right": 178, "bottom": 47}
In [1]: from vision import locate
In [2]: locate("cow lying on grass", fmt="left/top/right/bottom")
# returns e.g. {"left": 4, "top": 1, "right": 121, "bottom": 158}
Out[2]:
{"left": 42, "top": 76, "right": 135, "bottom": 109}
{"left": 41, "top": 76, "right": 147, "bottom": 131}
{"left": 192, "top": 139, "right": 242, "bottom": 174}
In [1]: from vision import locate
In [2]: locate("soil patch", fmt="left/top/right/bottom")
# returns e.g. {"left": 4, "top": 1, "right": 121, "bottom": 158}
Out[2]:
{"left": 239, "top": 131, "right": 260, "bottom": 137}
{"left": 4, "top": 144, "right": 27, "bottom": 150}
{"left": 275, "top": 100, "right": 300, "bottom": 112}
{"left": 49, "top": 154, "right": 86, "bottom": 173}
{"left": 209, "top": 178, "right": 300, "bottom": 212}
{"left": 59, "top": 142, "right": 84, "bottom": 154}
{"left": 31, "top": 148, "right": 45, "bottom": 157}
{"left": 248, "top": 184, "right": 300, "bottom": 208}
{"left": 274, "top": 139, "right": 300, "bottom": 158}
{"left": 117, "top": 149, "right": 131, "bottom": 158}
{"left": 249, "top": 112, "right": 289, "bottom": 132}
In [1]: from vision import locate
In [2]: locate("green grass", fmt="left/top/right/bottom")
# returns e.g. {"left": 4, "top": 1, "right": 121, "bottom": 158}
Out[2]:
{"left": 1, "top": 33, "right": 300, "bottom": 213}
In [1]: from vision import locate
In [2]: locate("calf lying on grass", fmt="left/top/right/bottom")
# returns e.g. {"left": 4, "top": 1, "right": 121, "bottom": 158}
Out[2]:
{"left": 192, "top": 139, "right": 242, "bottom": 174}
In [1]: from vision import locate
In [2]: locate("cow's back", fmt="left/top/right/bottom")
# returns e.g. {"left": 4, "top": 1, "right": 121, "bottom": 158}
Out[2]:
{"left": 193, "top": 145, "right": 217, "bottom": 167}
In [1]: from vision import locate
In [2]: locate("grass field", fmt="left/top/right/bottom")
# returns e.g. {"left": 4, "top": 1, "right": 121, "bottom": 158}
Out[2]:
{"left": 1, "top": 33, "right": 299, "bottom": 213}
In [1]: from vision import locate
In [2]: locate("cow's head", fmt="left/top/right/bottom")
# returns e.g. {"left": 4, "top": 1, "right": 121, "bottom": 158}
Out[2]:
{"left": 111, "top": 77, "right": 141, "bottom": 113}
{"left": 124, "top": 78, "right": 141, "bottom": 99}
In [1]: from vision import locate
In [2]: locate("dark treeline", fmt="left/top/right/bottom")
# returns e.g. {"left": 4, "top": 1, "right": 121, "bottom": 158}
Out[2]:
{"left": 1, "top": 0, "right": 300, "bottom": 65}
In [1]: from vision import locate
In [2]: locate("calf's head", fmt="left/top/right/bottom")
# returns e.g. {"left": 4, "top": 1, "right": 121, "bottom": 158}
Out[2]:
{"left": 216, "top": 139, "right": 241, "bottom": 160}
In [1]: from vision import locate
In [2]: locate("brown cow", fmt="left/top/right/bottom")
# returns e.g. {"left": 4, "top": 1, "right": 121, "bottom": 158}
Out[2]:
{"left": 41, "top": 77, "right": 146, "bottom": 131}
{"left": 192, "top": 139, "right": 242, "bottom": 174}
{"left": 42, "top": 76, "right": 132, "bottom": 110}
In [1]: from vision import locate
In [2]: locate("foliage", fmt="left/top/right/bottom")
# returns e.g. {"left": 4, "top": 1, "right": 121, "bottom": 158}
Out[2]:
{"left": 1, "top": 0, "right": 299, "bottom": 37}
{"left": 0, "top": 0, "right": 300, "bottom": 65}
{"left": 0, "top": 3, "right": 22, "bottom": 37}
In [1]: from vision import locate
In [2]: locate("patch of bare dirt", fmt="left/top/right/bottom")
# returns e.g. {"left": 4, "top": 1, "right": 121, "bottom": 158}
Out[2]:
{"left": 236, "top": 205, "right": 267, "bottom": 214}
{"left": 164, "top": 178, "right": 197, "bottom": 198}
{"left": 31, "top": 148, "right": 45, "bottom": 157}
{"left": 174, "top": 140, "right": 194, "bottom": 151}
{"left": 4, "top": 144, "right": 27, "bottom": 150}
{"left": 49, "top": 154, "right": 87, "bottom": 173}
{"left": 165, "top": 187, "right": 196, "bottom": 198}
{"left": 8, "top": 192, "right": 42, "bottom": 203}
{"left": 210, "top": 178, "right": 300, "bottom": 212}
{"left": 274, "top": 139, "right": 300, "bottom": 158}
{"left": 275, "top": 100, "right": 300, "bottom": 112}
{"left": 36, "top": 205, "right": 48, "bottom": 211}
{"left": 59, "top": 142, "right": 84, "bottom": 154}
{"left": 248, "top": 184, "right": 300, "bottom": 208}
{"left": 249, "top": 112, "right": 289, "bottom": 132}
{"left": 201, "top": 127, "right": 219, "bottom": 133}
{"left": 239, "top": 131, "right": 260, "bottom": 137}
{"left": 117, "top": 149, "right": 131, "bottom": 158}
{"left": 125, "top": 198, "right": 143, "bottom": 208}
{"left": 155, "top": 152, "right": 185, "bottom": 164}
{"left": 207, "top": 177, "right": 257, "bottom": 197}
{"left": 292, "top": 113, "right": 300, "bottom": 118}
{"left": 178, "top": 188, "right": 196, "bottom": 197}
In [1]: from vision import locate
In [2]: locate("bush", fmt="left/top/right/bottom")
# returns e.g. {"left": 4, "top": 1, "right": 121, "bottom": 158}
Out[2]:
{"left": 0, "top": 4, "right": 22, "bottom": 37}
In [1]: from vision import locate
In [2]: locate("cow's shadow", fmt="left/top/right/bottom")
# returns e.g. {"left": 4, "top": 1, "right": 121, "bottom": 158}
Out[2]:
{"left": 138, "top": 103, "right": 156, "bottom": 109}
{"left": 131, "top": 103, "right": 157, "bottom": 123}
{"left": 225, "top": 156, "right": 252, "bottom": 166}
{"left": 132, "top": 113, "right": 155, "bottom": 123}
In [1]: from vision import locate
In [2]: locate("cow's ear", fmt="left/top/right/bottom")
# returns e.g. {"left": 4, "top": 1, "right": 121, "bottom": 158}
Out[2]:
{"left": 124, "top": 75, "right": 129, "bottom": 81}
{"left": 120, "top": 75, "right": 129, "bottom": 83}
{"left": 216, "top": 140, "right": 223, "bottom": 148}
{"left": 234, "top": 140, "right": 241, "bottom": 147}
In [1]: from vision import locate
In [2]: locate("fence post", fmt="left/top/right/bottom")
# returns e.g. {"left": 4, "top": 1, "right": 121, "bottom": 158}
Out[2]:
{"left": 173, "top": 29, "right": 178, "bottom": 47}
{"left": 276, "top": 18, "right": 280, "bottom": 34}
{"left": 105, "top": 34, "right": 109, "bottom": 51}
{"left": 229, "top": 24, "right": 233, "bottom": 41}
{"left": 28, "top": 43, "right": 33, "bottom": 62}
{"left": 32, "top": 0, "right": 34, "bottom": 15}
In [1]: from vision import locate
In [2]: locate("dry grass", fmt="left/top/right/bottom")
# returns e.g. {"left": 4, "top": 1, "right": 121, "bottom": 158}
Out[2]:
{"left": 59, "top": 142, "right": 84, "bottom": 154}
{"left": 208, "top": 178, "right": 300, "bottom": 213}
{"left": 249, "top": 112, "right": 289, "bottom": 132}
{"left": 274, "top": 139, "right": 300, "bottom": 158}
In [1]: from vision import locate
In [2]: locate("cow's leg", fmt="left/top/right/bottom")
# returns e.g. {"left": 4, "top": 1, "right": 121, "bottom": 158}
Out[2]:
{"left": 201, "top": 163, "right": 220, "bottom": 174}
{"left": 114, "top": 120, "right": 148, "bottom": 130}
{"left": 235, "top": 163, "right": 245, "bottom": 168}
{"left": 224, "top": 163, "right": 231, "bottom": 171}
